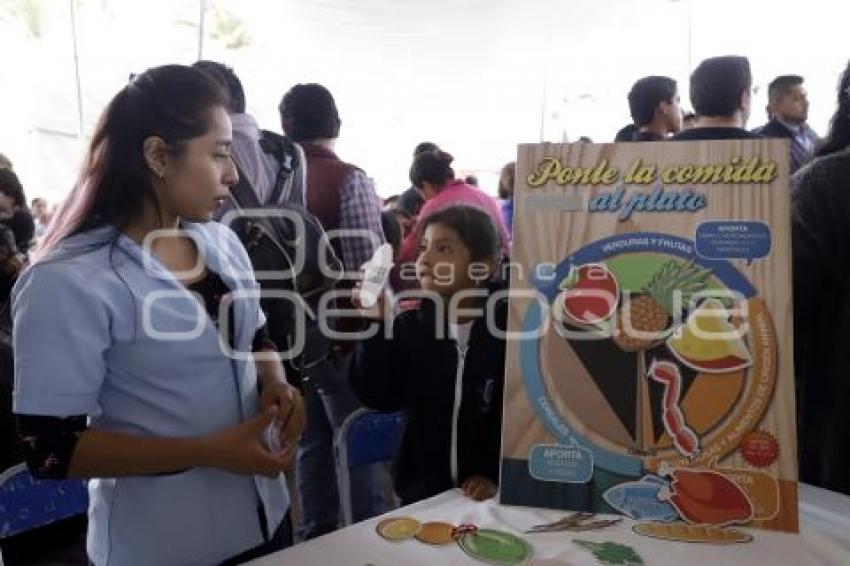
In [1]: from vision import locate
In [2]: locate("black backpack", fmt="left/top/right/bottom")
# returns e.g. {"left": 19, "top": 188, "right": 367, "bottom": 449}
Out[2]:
{"left": 223, "top": 131, "right": 342, "bottom": 370}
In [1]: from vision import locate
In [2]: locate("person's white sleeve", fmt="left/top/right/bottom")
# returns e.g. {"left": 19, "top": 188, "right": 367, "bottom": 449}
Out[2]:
{"left": 12, "top": 265, "right": 110, "bottom": 417}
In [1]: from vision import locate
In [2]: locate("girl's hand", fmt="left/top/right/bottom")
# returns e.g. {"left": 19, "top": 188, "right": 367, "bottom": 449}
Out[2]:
{"left": 461, "top": 475, "right": 498, "bottom": 501}
{"left": 259, "top": 378, "right": 305, "bottom": 449}
{"left": 201, "top": 407, "right": 293, "bottom": 478}
{"left": 352, "top": 281, "right": 389, "bottom": 321}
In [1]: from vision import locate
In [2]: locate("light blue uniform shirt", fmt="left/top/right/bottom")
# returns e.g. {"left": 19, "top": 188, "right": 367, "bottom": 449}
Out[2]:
{"left": 12, "top": 221, "right": 289, "bottom": 565}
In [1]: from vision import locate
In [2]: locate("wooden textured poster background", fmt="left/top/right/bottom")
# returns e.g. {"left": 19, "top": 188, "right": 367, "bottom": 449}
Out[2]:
{"left": 500, "top": 140, "right": 797, "bottom": 532}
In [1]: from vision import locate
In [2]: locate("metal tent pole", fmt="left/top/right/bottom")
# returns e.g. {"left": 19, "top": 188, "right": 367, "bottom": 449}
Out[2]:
{"left": 198, "top": 0, "right": 207, "bottom": 60}
{"left": 69, "top": 0, "right": 84, "bottom": 137}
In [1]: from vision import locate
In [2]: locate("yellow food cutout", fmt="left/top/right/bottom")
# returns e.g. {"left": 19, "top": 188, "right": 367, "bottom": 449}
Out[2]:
{"left": 376, "top": 517, "right": 422, "bottom": 541}
{"left": 716, "top": 468, "right": 780, "bottom": 521}
{"left": 633, "top": 522, "right": 753, "bottom": 544}
{"left": 667, "top": 299, "right": 752, "bottom": 373}
{"left": 415, "top": 522, "right": 456, "bottom": 545}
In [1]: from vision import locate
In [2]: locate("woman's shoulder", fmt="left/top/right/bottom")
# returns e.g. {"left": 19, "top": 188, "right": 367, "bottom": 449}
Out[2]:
{"left": 16, "top": 228, "right": 129, "bottom": 301}
{"left": 13, "top": 253, "right": 114, "bottom": 319}
{"left": 447, "top": 183, "right": 501, "bottom": 213}
{"left": 19, "top": 247, "right": 112, "bottom": 291}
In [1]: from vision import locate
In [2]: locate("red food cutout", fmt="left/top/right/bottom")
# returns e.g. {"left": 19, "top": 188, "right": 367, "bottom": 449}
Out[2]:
{"left": 740, "top": 430, "right": 779, "bottom": 468}
{"left": 562, "top": 264, "right": 619, "bottom": 324}
{"left": 667, "top": 469, "right": 754, "bottom": 526}
{"left": 649, "top": 360, "right": 700, "bottom": 458}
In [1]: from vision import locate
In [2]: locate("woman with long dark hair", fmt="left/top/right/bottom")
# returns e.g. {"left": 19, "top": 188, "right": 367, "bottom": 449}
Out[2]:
{"left": 397, "top": 149, "right": 510, "bottom": 265}
{"left": 12, "top": 65, "right": 304, "bottom": 565}
{"left": 792, "top": 60, "right": 850, "bottom": 497}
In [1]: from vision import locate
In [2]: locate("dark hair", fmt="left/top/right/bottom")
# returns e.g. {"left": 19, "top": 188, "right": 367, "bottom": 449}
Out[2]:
{"left": 0, "top": 168, "right": 26, "bottom": 207}
{"left": 419, "top": 205, "right": 501, "bottom": 263}
{"left": 628, "top": 76, "right": 678, "bottom": 126}
{"left": 393, "top": 208, "right": 412, "bottom": 221}
{"left": 497, "top": 162, "right": 515, "bottom": 199}
{"left": 689, "top": 56, "right": 751, "bottom": 118}
{"left": 614, "top": 123, "right": 637, "bottom": 142}
{"left": 410, "top": 150, "right": 455, "bottom": 189}
{"left": 817, "top": 62, "right": 850, "bottom": 158}
{"left": 279, "top": 83, "right": 341, "bottom": 142}
{"left": 464, "top": 175, "right": 479, "bottom": 186}
{"left": 380, "top": 210, "right": 402, "bottom": 256}
{"left": 35, "top": 65, "right": 226, "bottom": 261}
{"left": 192, "top": 60, "right": 246, "bottom": 114}
{"left": 383, "top": 194, "right": 400, "bottom": 208}
{"left": 413, "top": 142, "right": 438, "bottom": 157}
{"left": 768, "top": 75, "right": 804, "bottom": 105}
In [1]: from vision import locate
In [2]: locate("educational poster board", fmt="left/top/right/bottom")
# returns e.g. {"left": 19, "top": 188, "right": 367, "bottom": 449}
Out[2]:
{"left": 500, "top": 140, "right": 798, "bottom": 533}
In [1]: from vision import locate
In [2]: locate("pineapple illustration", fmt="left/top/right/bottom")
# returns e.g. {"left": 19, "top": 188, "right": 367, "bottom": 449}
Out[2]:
{"left": 614, "top": 260, "right": 712, "bottom": 352}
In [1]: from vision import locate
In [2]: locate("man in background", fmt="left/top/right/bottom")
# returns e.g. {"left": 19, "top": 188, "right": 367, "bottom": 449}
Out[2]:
{"left": 672, "top": 55, "right": 760, "bottom": 141}
{"left": 279, "top": 83, "right": 387, "bottom": 540}
{"left": 755, "top": 75, "right": 820, "bottom": 173}
{"left": 193, "top": 60, "right": 306, "bottom": 207}
{"left": 627, "top": 76, "right": 683, "bottom": 141}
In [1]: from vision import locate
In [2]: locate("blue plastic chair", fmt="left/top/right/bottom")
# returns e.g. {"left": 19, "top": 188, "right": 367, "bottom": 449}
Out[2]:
{"left": 335, "top": 408, "right": 405, "bottom": 526}
{"left": 0, "top": 464, "right": 88, "bottom": 540}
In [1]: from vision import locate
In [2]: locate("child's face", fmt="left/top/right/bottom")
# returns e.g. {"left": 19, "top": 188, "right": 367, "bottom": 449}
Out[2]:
{"left": 416, "top": 223, "right": 484, "bottom": 297}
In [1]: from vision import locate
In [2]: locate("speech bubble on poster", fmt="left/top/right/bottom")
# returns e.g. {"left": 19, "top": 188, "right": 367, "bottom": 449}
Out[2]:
{"left": 528, "top": 441, "right": 594, "bottom": 483}
{"left": 695, "top": 221, "right": 772, "bottom": 265}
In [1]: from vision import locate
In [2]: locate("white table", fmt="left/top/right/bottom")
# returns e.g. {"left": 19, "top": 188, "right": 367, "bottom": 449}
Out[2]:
{"left": 249, "top": 484, "right": 850, "bottom": 565}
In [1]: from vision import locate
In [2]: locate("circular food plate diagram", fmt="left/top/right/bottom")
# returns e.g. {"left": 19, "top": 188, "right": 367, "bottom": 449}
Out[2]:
{"left": 522, "top": 233, "right": 778, "bottom": 473}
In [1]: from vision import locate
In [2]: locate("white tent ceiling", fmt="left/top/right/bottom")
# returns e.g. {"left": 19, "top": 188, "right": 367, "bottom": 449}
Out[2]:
{"left": 0, "top": 0, "right": 847, "bottom": 205}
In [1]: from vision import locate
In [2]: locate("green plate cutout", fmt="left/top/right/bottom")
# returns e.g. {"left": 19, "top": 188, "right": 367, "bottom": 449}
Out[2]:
{"left": 457, "top": 529, "right": 532, "bottom": 565}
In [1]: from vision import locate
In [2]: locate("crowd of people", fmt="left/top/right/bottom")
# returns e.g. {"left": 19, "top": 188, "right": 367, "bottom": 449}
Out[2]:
{"left": 0, "top": 52, "right": 849, "bottom": 564}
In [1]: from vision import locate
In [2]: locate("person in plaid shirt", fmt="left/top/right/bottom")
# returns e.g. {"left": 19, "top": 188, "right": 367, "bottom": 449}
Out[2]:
{"left": 279, "top": 83, "right": 388, "bottom": 540}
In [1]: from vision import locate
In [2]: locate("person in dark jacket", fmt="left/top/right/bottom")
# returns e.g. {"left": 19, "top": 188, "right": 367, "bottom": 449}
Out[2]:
{"left": 351, "top": 205, "right": 506, "bottom": 504}
{"left": 671, "top": 55, "right": 761, "bottom": 141}
{"left": 791, "top": 60, "right": 850, "bottom": 496}
{"left": 279, "top": 82, "right": 387, "bottom": 540}
{"left": 627, "top": 76, "right": 682, "bottom": 141}
{"left": 755, "top": 75, "right": 820, "bottom": 174}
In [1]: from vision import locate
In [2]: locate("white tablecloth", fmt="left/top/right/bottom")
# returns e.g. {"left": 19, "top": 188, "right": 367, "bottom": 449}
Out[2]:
{"left": 249, "top": 483, "right": 850, "bottom": 565}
